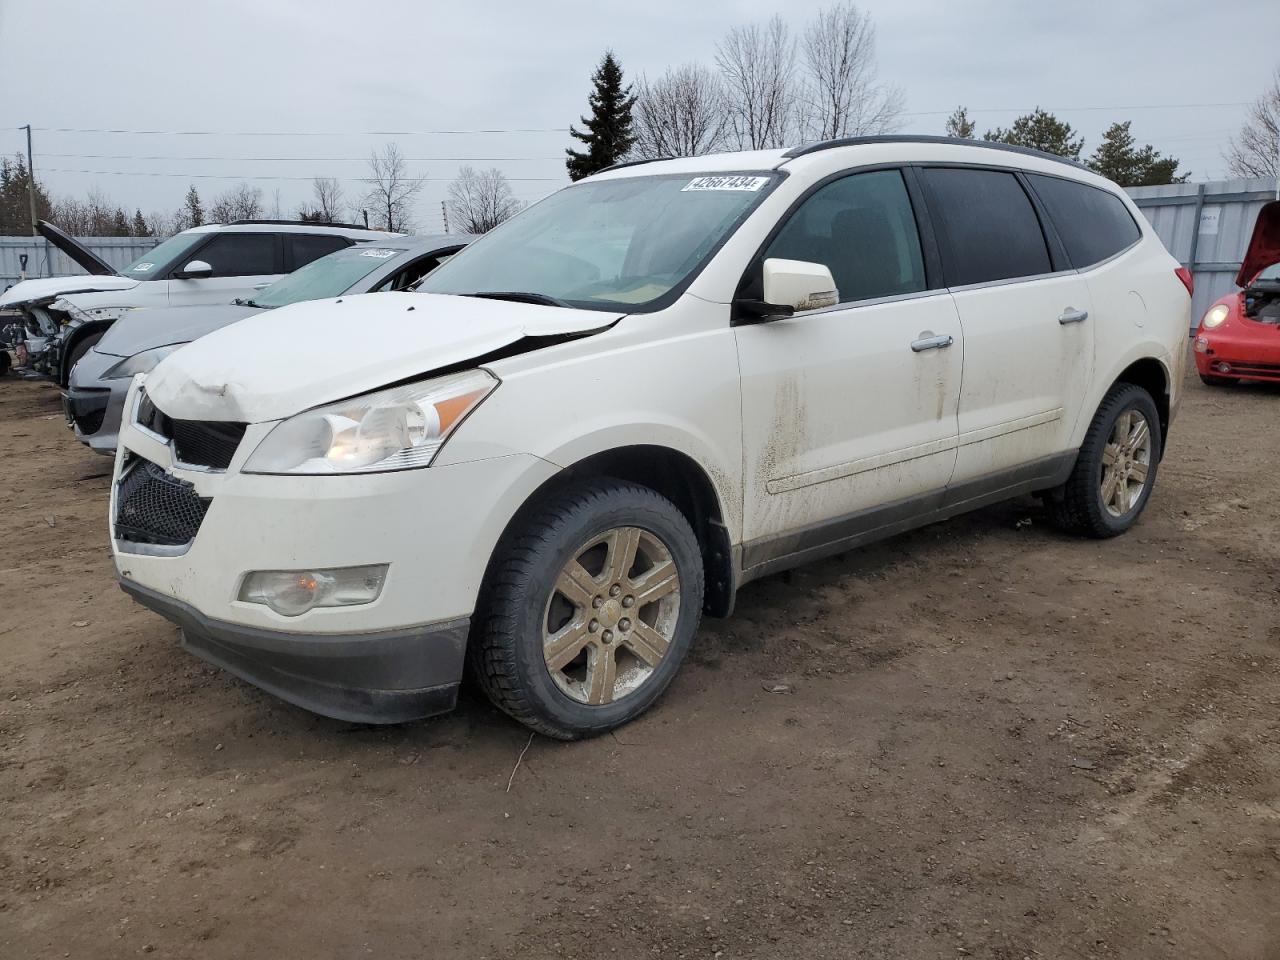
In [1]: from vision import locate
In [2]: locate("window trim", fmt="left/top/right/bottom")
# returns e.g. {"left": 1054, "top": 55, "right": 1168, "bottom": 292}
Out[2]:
{"left": 732, "top": 163, "right": 938, "bottom": 317}
{"left": 1021, "top": 170, "right": 1144, "bottom": 272}
{"left": 160, "top": 231, "right": 284, "bottom": 279}
{"left": 912, "top": 162, "right": 1061, "bottom": 289}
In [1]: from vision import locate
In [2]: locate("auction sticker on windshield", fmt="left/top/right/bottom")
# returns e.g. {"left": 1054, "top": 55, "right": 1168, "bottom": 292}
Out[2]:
{"left": 682, "top": 175, "right": 770, "bottom": 192}
{"left": 359, "top": 249, "right": 399, "bottom": 259}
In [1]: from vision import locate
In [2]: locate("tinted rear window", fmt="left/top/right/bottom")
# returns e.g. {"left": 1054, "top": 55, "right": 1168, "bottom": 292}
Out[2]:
{"left": 289, "top": 234, "right": 351, "bottom": 270}
{"left": 921, "top": 168, "right": 1051, "bottom": 286}
{"left": 1026, "top": 174, "right": 1141, "bottom": 268}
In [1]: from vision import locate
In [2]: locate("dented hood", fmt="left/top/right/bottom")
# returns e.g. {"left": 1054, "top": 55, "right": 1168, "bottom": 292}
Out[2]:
{"left": 0, "top": 274, "right": 139, "bottom": 309}
{"left": 145, "top": 292, "right": 621, "bottom": 423}
{"left": 1239, "top": 200, "right": 1280, "bottom": 288}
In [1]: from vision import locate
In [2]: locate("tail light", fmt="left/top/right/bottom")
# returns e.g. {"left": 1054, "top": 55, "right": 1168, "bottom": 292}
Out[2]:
{"left": 1175, "top": 266, "right": 1194, "bottom": 297}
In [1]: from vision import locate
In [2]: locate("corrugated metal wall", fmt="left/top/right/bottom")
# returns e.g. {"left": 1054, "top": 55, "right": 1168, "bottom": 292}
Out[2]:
{"left": 1126, "top": 177, "right": 1278, "bottom": 328}
{"left": 0, "top": 237, "right": 162, "bottom": 292}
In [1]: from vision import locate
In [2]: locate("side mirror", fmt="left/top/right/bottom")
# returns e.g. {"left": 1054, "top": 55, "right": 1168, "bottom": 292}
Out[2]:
{"left": 733, "top": 258, "right": 839, "bottom": 325}
{"left": 174, "top": 259, "right": 213, "bottom": 280}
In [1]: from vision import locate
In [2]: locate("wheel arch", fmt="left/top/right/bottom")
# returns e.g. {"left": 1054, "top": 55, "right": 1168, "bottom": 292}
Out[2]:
{"left": 58, "top": 319, "right": 113, "bottom": 386}
{"left": 1112, "top": 356, "right": 1171, "bottom": 454}
{"left": 486, "top": 444, "right": 738, "bottom": 619}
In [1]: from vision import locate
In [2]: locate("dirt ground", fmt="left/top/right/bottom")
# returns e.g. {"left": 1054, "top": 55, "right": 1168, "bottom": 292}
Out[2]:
{"left": 1, "top": 360, "right": 1278, "bottom": 960}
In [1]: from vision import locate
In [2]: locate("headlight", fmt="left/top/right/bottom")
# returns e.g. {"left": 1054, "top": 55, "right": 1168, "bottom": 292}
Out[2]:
{"left": 1201, "top": 304, "right": 1229, "bottom": 330}
{"left": 242, "top": 369, "right": 498, "bottom": 475}
{"left": 103, "top": 343, "right": 183, "bottom": 380}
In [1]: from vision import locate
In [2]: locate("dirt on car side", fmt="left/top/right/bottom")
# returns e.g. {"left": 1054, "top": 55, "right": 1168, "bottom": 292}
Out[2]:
{"left": 1, "top": 357, "right": 1277, "bottom": 959}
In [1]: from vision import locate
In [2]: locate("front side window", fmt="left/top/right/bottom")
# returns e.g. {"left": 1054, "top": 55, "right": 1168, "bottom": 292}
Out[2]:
{"left": 120, "top": 232, "right": 206, "bottom": 279}
{"left": 250, "top": 246, "right": 412, "bottom": 308}
{"left": 419, "top": 172, "right": 780, "bottom": 312}
{"left": 192, "top": 232, "right": 278, "bottom": 277}
{"left": 921, "top": 168, "right": 1052, "bottom": 286}
{"left": 763, "top": 169, "right": 926, "bottom": 304}
{"left": 1026, "top": 174, "right": 1141, "bottom": 269}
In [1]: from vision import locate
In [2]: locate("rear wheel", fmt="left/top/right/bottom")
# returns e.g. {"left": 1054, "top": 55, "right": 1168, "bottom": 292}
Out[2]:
{"left": 470, "top": 478, "right": 704, "bottom": 739}
{"left": 1045, "top": 383, "right": 1161, "bottom": 538}
{"left": 1199, "top": 373, "right": 1238, "bottom": 387}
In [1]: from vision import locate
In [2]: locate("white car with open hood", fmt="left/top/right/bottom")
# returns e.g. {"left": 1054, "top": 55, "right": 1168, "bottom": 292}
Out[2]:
{"left": 110, "top": 137, "right": 1191, "bottom": 738}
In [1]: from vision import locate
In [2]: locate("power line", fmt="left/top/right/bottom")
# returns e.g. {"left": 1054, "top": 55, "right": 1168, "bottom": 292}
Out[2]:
{"left": 35, "top": 152, "right": 565, "bottom": 162}
{"left": 29, "top": 125, "right": 569, "bottom": 137}
{"left": 39, "top": 166, "right": 566, "bottom": 183}
{"left": 900, "top": 101, "right": 1250, "bottom": 117}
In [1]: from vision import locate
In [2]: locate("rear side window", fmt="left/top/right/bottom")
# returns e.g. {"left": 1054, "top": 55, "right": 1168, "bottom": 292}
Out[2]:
{"left": 289, "top": 234, "right": 351, "bottom": 270}
{"left": 193, "top": 233, "right": 278, "bottom": 277}
{"left": 921, "top": 168, "right": 1051, "bottom": 286}
{"left": 1026, "top": 174, "right": 1141, "bottom": 268}
{"left": 763, "top": 169, "right": 926, "bottom": 303}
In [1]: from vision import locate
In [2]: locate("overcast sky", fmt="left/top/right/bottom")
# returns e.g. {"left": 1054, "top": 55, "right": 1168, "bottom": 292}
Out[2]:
{"left": 1, "top": 0, "right": 1275, "bottom": 233}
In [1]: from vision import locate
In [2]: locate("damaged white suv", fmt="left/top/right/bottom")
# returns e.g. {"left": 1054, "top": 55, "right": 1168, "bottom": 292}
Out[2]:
{"left": 111, "top": 137, "right": 1190, "bottom": 738}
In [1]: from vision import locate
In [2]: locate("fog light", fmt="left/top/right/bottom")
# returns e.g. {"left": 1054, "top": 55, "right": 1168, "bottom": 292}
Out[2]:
{"left": 1213, "top": 361, "right": 1232, "bottom": 374}
{"left": 238, "top": 565, "right": 388, "bottom": 617}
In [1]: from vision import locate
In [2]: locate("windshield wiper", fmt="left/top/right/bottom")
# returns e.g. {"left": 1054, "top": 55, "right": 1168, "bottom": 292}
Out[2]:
{"left": 465, "top": 291, "right": 571, "bottom": 308}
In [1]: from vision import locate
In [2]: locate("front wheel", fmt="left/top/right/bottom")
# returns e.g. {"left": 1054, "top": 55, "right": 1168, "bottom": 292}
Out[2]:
{"left": 470, "top": 478, "right": 704, "bottom": 739}
{"left": 1045, "top": 383, "right": 1162, "bottom": 538}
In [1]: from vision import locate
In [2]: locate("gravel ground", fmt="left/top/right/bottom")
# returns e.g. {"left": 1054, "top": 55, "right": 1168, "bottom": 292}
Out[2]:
{"left": 1, "top": 360, "right": 1277, "bottom": 960}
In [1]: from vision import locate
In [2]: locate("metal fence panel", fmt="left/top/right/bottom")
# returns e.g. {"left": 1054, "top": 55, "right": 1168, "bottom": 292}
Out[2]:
{"left": 0, "top": 236, "right": 162, "bottom": 292}
{"left": 1126, "top": 177, "right": 1278, "bottom": 327}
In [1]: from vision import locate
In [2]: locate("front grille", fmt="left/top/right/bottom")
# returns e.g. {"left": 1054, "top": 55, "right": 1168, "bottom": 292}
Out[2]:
{"left": 135, "top": 389, "right": 246, "bottom": 470}
{"left": 114, "top": 458, "right": 210, "bottom": 546}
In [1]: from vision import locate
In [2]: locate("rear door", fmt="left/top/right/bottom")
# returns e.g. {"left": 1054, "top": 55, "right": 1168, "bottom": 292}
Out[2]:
{"left": 918, "top": 166, "right": 1094, "bottom": 490}
{"left": 735, "top": 167, "right": 962, "bottom": 564}
{"left": 167, "top": 231, "right": 283, "bottom": 306}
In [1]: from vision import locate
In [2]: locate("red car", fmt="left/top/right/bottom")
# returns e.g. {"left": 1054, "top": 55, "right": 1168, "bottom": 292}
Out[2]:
{"left": 1194, "top": 200, "right": 1280, "bottom": 385}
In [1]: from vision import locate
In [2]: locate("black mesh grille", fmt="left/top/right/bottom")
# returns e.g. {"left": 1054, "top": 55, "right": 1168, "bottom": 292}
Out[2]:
{"left": 136, "top": 390, "right": 246, "bottom": 470}
{"left": 114, "top": 459, "right": 210, "bottom": 546}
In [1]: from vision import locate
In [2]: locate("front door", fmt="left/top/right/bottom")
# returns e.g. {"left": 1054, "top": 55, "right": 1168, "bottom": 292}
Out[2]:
{"left": 735, "top": 168, "right": 962, "bottom": 570}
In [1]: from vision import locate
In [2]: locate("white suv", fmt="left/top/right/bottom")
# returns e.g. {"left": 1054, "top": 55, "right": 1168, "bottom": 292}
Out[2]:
{"left": 110, "top": 137, "right": 1190, "bottom": 738}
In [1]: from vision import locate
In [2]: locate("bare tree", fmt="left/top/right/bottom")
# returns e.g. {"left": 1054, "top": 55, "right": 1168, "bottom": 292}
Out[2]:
{"left": 363, "top": 143, "right": 422, "bottom": 232}
{"left": 716, "top": 16, "right": 797, "bottom": 150}
{"left": 1227, "top": 67, "right": 1280, "bottom": 179}
{"left": 796, "top": 3, "right": 903, "bottom": 140}
{"left": 208, "top": 182, "right": 264, "bottom": 223}
{"left": 312, "top": 177, "right": 346, "bottom": 221}
{"left": 632, "top": 64, "right": 728, "bottom": 160}
{"left": 446, "top": 166, "right": 524, "bottom": 234}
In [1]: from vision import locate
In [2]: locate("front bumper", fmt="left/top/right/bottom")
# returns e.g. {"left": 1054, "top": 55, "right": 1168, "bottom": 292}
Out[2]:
{"left": 121, "top": 578, "right": 467, "bottom": 723}
{"left": 110, "top": 378, "right": 561, "bottom": 721}
{"left": 1194, "top": 328, "right": 1280, "bottom": 382}
{"left": 65, "top": 348, "right": 129, "bottom": 453}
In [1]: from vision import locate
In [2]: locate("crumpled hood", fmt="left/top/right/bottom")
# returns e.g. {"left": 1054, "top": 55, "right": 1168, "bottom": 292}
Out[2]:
{"left": 96, "top": 302, "right": 259, "bottom": 357}
{"left": 0, "top": 275, "right": 139, "bottom": 309}
{"left": 145, "top": 292, "right": 621, "bottom": 423}
{"left": 1239, "top": 200, "right": 1280, "bottom": 288}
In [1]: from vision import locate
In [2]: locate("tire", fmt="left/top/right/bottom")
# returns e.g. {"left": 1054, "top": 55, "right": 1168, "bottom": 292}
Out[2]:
{"left": 63, "top": 332, "right": 103, "bottom": 386}
{"left": 470, "top": 477, "right": 704, "bottom": 739}
{"left": 1199, "top": 374, "right": 1238, "bottom": 387}
{"left": 1045, "top": 382, "right": 1162, "bottom": 539}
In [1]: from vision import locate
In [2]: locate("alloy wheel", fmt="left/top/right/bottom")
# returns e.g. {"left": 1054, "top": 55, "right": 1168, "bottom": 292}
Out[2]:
{"left": 1100, "top": 408, "right": 1152, "bottom": 517}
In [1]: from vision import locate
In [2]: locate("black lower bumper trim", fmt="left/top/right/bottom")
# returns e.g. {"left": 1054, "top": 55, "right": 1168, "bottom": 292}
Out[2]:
{"left": 63, "top": 386, "right": 110, "bottom": 434}
{"left": 119, "top": 578, "right": 469, "bottom": 724}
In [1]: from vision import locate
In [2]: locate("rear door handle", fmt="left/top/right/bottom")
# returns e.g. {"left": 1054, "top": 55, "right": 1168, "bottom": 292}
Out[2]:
{"left": 910, "top": 334, "right": 954, "bottom": 352}
{"left": 1058, "top": 307, "right": 1089, "bottom": 324}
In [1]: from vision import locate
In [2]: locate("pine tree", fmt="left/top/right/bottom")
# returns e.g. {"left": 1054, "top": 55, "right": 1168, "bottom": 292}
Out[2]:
{"left": 0, "top": 153, "right": 53, "bottom": 234}
{"left": 131, "top": 209, "right": 150, "bottom": 236}
{"left": 945, "top": 106, "right": 975, "bottom": 139}
{"left": 111, "top": 208, "right": 131, "bottom": 237}
{"left": 566, "top": 52, "right": 637, "bottom": 181}
{"left": 983, "top": 107, "right": 1084, "bottom": 160}
{"left": 1088, "top": 121, "right": 1185, "bottom": 187}
{"left": 183, "top": 184, "right": 204, "bottom": 228}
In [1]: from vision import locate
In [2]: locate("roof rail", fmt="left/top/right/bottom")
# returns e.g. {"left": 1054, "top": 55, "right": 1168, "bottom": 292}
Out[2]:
{"left": 781, "top": 135, "right": 1089, "bottom": 171}
{"left": 227, "top": 218, "right": 372, "bottom": 229}
{"left": 597, "top": 156, "right": 674, "bottom": 174}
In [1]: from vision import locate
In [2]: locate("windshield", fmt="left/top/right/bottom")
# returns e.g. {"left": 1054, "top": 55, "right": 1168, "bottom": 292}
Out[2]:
{"left": 120, "top": 232, "right": 206, "bottom": 279}
{"left": 250, "top": 246, "right": 409, "bottom": 308}
{"left": 420, "top": 172, "right": 779, "bottom": 311}
{"left": 1257, "top": 262, "right": 1280, "bottom": 283}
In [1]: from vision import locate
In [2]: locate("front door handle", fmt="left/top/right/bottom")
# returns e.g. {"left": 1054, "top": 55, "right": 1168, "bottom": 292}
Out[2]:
{"left": 910, "top": 333, "right": 954, "bottom": 352}
{"left": 1058, "top": 307, "right": 1089, "bottom": 325}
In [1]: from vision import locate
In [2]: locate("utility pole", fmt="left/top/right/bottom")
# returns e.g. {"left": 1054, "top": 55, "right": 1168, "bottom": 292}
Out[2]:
{"left": 441, "top": 200, "right": 449, "bottom": 233}
{"left": 23, "top": 124, "right": 38, "bottom": 236}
